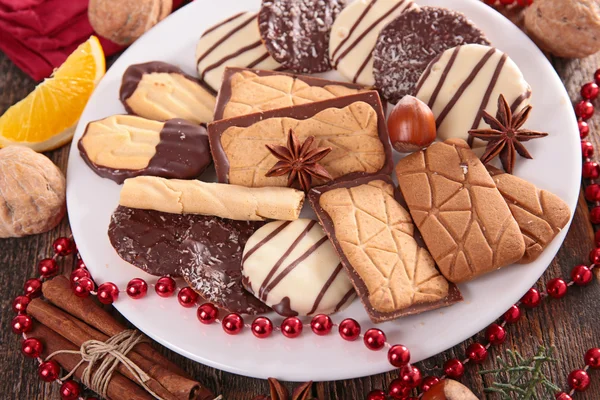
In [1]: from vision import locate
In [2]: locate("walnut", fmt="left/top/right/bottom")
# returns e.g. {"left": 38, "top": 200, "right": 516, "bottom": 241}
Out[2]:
{"left": 0, "top": 147, "right": 66, "bottom": 238}
{"left": 88, "top": 0, "right": 173, "bottom": 46}
{"left": 524, "top": 0, "right": 600, "bottom": 58}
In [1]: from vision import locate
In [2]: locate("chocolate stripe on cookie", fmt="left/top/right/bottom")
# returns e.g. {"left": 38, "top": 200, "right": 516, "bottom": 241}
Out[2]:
{"left": 510, "top": 90, "right": 532, "bottom": 113}
{"left": 196, "top": 13, "right": 257, "bottom": 65}
{"left": 242, "top": 221, "right": 291, "bottom": 262}
{"left": 426, "top": 47, "right": 460, "bottom": 109}
{"left": 199, "top": 40, "right": 263, "bottom": 82}
{"left": 331, "top": 0, "right": 376, "bottom": 62}
{"left": 334, "top": 287, "right": 356, "bottom": 312}
{"left": 307, "top": 262, "right": 344, "bottom": 315}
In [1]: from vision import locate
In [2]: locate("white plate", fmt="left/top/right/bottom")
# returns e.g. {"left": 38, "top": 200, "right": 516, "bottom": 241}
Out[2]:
{"left": 67, "top": 0, "right": 580, "bottom": 382}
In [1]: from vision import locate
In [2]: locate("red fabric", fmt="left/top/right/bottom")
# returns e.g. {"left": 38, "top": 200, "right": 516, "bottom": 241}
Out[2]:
{"left": 0, "top": 0, "right": 183, "bottom": 81}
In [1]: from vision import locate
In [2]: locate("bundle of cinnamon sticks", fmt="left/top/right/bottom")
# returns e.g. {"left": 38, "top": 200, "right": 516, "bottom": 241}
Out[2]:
{"left": 27, "top": 275, "right": 215, "bottom": 400}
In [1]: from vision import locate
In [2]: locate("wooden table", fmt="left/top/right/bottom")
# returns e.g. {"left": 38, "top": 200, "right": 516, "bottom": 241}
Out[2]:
{"left": 1, "top": 47, "right": 600, "bottom": 400}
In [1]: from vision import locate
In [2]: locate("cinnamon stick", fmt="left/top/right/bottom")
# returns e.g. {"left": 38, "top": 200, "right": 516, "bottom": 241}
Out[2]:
{"left": 28, "top": 298, "right": 205, "bottom": 400}
{"left": 29, "top": 323, "right": 154, "bottom": 400}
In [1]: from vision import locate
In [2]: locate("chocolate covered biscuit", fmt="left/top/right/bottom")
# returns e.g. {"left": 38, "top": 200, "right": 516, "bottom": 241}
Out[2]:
{"left": 208, "top": 91, "right": 393, "bottom": 189}
{"left": 78, "top": 115, "right": 211, "bottom": 184}
{"left": 309, "top": 175, "right": 461, "bottom": 323}
{"left": 395, "top": 139, "right": 526, "bottom": 283}
{"left": 214, "top": 68, "right": 365, "bottom": 120}
{"left": 120, "top": 61, "right": 216, "bottom": 124}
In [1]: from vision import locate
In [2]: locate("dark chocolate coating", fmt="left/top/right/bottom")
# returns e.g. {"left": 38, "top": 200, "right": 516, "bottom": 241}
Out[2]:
{"left": 258, "top": 0, "right": 347, "bottom": 73}
{"left": 78, "top": 118, "right": 212, "bottom": 185}
{"left": 108, "top": 206, "right": 269, "bottom": 314}
{"left": 307, "top": 174, "right": 463, "bottom": 323}
{"left": 207, "top": 90, "right": 393, "bottom": 185}
{"left": 373, "top": 6, "right": 489, "bottom": 104}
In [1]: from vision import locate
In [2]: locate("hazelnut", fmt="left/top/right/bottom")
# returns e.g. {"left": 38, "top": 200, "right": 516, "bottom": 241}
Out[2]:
{"left": 387, "top": 95, "right": 437, "bottom": 153}
{"left": 0, "top": 146, "right": 66, "bottom": 238}
{"left": 88, "top": 0, "right": 173, "bottom": 46}
{"left": 422, "top": 379, "right": 478, "bottom": 400}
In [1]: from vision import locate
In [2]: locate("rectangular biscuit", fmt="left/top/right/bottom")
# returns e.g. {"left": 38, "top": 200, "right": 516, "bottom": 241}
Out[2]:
{"left": 208, "top": 91, "right": 393, "bottom": 189}
{"left": 213, "top": 67, "right": 367, "bottom": 120}
{"left": 308, "top": 174, "right": 461, "bottom": 323}
{"left": 395, "top": 139, "right": 526, "bottom": 283}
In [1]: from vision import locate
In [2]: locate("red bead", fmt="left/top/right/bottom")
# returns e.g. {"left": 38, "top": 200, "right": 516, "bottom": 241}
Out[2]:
{"left": 12, "top": 295, "right": 31, "bottom": 313}
{"left": 222, "top": 313, "right": 244, "bottom": 335}
{"left": 339, "top": 318, "right": 361, "bottom": 341}
{"left": 499, "top": 0, "right": 514, "bottom": 4}
{"left": 70, "top": 268, "right": 90, "bottom": 285}
{"left": 521, "top": 288, "right": 541, "bottom": 308}
{"left": 38, "top": 360, "right": 61, "bottom": 382}
{"left": 399, "top": 365, "right": 422, "bottom": 388}
{"left": 12, "top": 314, "right": 33, "bottom": 334}
{"left": 582, "top": 140, "right": 594, "bottom": 158}
{"left": 568, "top": 369, "right": 590, "bottom": 391}
{"left": 53, "top": 237, "right": 74, "bottom": 256}
{"left": 595, "top": 69, "right": 600, "bottom": 85}
{"left": 582, "top": 82, "right": 600, "bottom": 100}
{"left": 281, "top": 317, "right": 303, "bottom": 338}
{"left": 24, "top": 278, "right": 43, "bottom": 298}
{"left": 420, "top": 376, "right": 440, "bottom": 392}
{"left": 504, "top": 305, "right": 522, "bottom": 323}
{"left": 366, "top": 390, "right": 387, "bottom": 400}
{"left": 310, "top": 314, "right": 333, "bottom": 336}
{"left": 38, "top": 258, "right": 58, "bottom": 278}
{"left": 583, "top": 161, "right": 600, "bottom": 179}
{"left": 364, "top": 328, "right": 386, "bottom": 351}
{"left": 516, "top": 0, "right": 533, "bottom": 5}
{"left": 596, "top": 231, "right": 600, "bottom": 247}
{"left": 556, "top": 393, "right": 573, "bottom": 400}
{"left": 485, "top": 323, "right": 507, "bottom": 345}
{"left": 546, "top": 278, "right": 568, "bottom": 298}
{"left": 388, "top": 378, "right": 411, "bottom": 399}
{"left": 388, "top": 344, "right": 411, "bottom": 368}
{"left": 60, "top": 380, "right": 81, "bottom": 400}
{"left": 197, "top": 303, "right": 219, "bottom": 324}
{"left": 590, "top": 247, "right": 600, "bottom": 264}
{"left": 579, "top": 121, "right": 590, "bottom": 139}
{"left": 466, "top": 342, "right": 488, "bottom": 363}
{"left": 483, "top": 0, "right": 496, "bottom": 5}
{"left": 585, "top": 348, "right": 600, "bottom": 368}
{"left": 444, "top": 359, "right": 465, "bottom": 379}
{"left": 585, "top": 184, "right": 600, "bottom": 202}
{"left": 251, "top": 317, "right": 273, "bottom": 339}
{"left": 22, "top": 337, "right": 43, "bottom": 358}
{"left": 72, "top": 276, "right": 95, "bottom": 298}
{"left": 76, "top": 258, "right": 86, "bottom": 269}
{"left": 126, "top": 278, "right": 148, "bottom": 299}
{"left": 591, "top": 207, "right": 600, "bottom": 224}
{"left": 572, "top": 264, "right": 593, "bottom": 285}
{"left": 177, "top": 287, "right": 199, "bottom": 308}
{"left": 575, "top": 101, "right": 595, "bottom": 120}
{"left": 97, "top": 282, "right": 119, "bottom": 304}
{"left": 155, "top": 276, "right": 176, "bottom": 297}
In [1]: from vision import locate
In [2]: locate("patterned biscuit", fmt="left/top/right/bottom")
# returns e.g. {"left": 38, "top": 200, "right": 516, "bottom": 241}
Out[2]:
{"left": 395, "top": 139, "right": 526, "bottom": 283}
{"left": 214, "top": 67, "right": 365, "bottom": 120}
{"left": 487, "top": 166, "right": 571, "bottom": 264}
{"left": 309, "top": 175, "right": 461, "bottom": 323}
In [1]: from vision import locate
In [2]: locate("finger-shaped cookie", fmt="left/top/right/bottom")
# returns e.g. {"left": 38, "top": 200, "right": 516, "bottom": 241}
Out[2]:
{"left": 78, "top": 115, "right": 211, "bottom": 184}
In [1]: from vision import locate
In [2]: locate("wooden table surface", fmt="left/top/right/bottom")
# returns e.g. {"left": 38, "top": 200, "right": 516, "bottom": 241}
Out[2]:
{"left": 2, "top": 45, "right": 600, "bottom": 400}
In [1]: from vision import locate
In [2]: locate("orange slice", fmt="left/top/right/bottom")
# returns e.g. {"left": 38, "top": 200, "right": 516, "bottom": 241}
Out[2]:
{"left": 0, "top": 36, "right": 106, "bottom": 152}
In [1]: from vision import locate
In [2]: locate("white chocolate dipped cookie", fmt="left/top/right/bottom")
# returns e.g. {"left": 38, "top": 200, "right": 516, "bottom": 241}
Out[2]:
{"left": 330, "top": 0, "right": 416, "bottom": 86}
{"left": 195, "top": 12, "right": 281, "bottom": 92}
{"left": 415, "top": 44, "right": 532, "bottom": 145}
{"left": 242, "top": 219, "right": 355, "bottom": 317}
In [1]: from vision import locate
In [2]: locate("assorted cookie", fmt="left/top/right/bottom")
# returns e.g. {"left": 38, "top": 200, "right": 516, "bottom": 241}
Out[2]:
{"left": 242, "top": 219, "right": 355, "bottom": 317}
{"left": 78, "top": 116, "right": 211, "bottom": 184}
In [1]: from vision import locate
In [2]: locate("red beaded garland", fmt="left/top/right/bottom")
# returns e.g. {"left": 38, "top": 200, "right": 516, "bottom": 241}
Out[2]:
{"left": 70, "top": 268, "right": 90, "bottom": 285}
{"left": 72, "top": 276, "right": 95, "bottom": 298}
{"left": 585, "top": 184, "right": 600, "bottom": 202}
{"left": 126, "top": 278, "right": 148, "bottom": 299}
{"left": 575, "top": 100, "right": 595, "bottom": 120}
{"left": 556, "top": 393, "right": 573, "bottom": 400}
{"left": 466, "top": 342, "right": 488, "bottom": 363}
{"left": 281, "top": 317, "right": 303, "bottom": 338}
{"left": 596, "top": 231, "right": 600, "bottom": 247}
{"left": 485, "top": 323, "right": 507, "bottom": 345}
{"left": 572, "top": 264, "right": 593, "bottom": 286}
{"left": 310, "top": 314, "right": 333, "bottom": 336}
{"left": 12, "top": 295, "right": 31, "bottom": 314}
{"left": 504, "top": 304, "right": 522, "bottom": 323}
{"left": 568, "top": 369, "right": 590, "bottom": 391}
{"left": 177, "top": 287, "right": 199, "bottom": 308}
{"left": 12, "top": 314, "right": 33, "bottom": 334}
{"left": 595, "top": 69, "right": 600, "bottom": 85}
{"left": 582, "top": 140, "right": 594, "bottom": 158}
{"left": 155, "top": 276, "right": 176, "bottom": 298}
{"left": 581, "top": 82, "right": 600, "bottom": 100}
{"left": 24, "top": 278, "right": 43, "bottom": 298}
{"left": 579, "top": 121, "right": 590, "bottom": 139}
{"left": 388, "top": 378, "right": 411, "bottom": 399}
{"left": 38, "top": 258, "right": 58, "bottom": 278}
{"left": 364, "top": 328, "right": 386, "bottom": 351}
{"left": 546, "top": 278, "right": 568, "bottom": 299}
{"left": 516, "top": 0, "right": 533, "bottom": 5}
{"left": 38, "top": 360, "right": 61, "bottom": 382}
{"left": 76, "top": 258, "right": 86, "bottom": 269}
{"left": 222, "top": 313, "right": 244, "bottom": 335}
{"left": 251, "top": 317, "right": 273, "bottom": 339}
{"left": 197, "top": 303, "right": 219, "bottom": 324}
{"left": 583, "top": 161, "right": 600, "bottom": 179}
{"left": 338, "top": 318, "right": 361, "bottom": 341}
{"left": 366, "top": 389, "right": 387, "bottom": 400}
{"left": 398, "top": 364, "right": 422, "bottom": 388}
{"left": 22, "top": 337, "right": 43, "bottom": 358}
{"left": 521, "top": 288, "right": 541, "bottom": 308}
{"left": 585, "top": 348, "right": 600, "bottom": 369}
{"left": 60, "top": 380, "right": 81, "bottom": 400}
{"left": 388, "top": 344, "right": 411, "bottom": 367}
{"left": 420, "top": 376, "right": 440, "bottom": 392}
{"left": 97, "top": 282, "right": 119, "bottom": 304}
{"left": 444, "top": 358, "right": 465, "bottom": 379}
{"left": 591, "top": 207, "right": 600, "bottom": 224}
{"left": 53, "top": 237, "right": 74, "bottom": 256}
{"left": 590, "top": 247, "right": 600, "bottom": 264}
{"left": 499, "top": 0, "right": 514, "bottom": 4}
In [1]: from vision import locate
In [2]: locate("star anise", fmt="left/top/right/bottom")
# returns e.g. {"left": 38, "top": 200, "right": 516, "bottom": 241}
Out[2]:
{"left": 265, "top": 129, "right": 333, "bottom": 192}
{"left": 468, "top": 94, "right": 548, "bottom": 174}
{"left": 252, "top": 378, "right": 314, "bottom": 400}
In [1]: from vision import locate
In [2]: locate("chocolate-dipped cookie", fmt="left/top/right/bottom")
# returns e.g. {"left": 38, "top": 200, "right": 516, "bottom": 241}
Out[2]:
{"left": 196, "top": 12, "right": 281, "bottom": 93}
{"left": 329, "top": 0, "right": 416, "bottom": 86}
{"left": 78, "top": 115, "right": 211, "bottom": 184}
{"left": 258, "top": 0, "right": 347, "bottom": 73}
{"left": 120, "top": 61, "right": 216, "bottom": 124}
{"left": 242, "top": 219, "right": 355, "bottom": 317}
{"left": 108, "top": 205, "right": 268, "bottom": 314}
{"left": 373, "top": 6, "right": 489, "bottom": 103}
